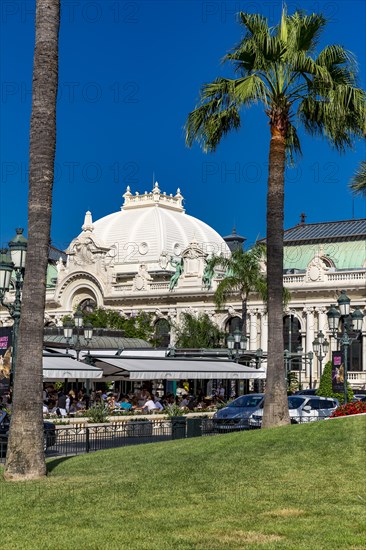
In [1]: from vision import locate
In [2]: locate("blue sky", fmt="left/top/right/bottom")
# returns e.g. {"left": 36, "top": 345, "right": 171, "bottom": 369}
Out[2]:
{"left": 1, "top": 0, "right": 365, "bottom": 251}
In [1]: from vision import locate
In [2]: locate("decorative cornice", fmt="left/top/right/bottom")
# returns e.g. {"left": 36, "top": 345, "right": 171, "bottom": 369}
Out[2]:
{"left": 122, "top": 183, "right": 184, "bottom": 212}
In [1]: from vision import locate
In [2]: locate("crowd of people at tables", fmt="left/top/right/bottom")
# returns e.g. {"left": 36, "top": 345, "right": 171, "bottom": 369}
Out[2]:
{"left": 42, "top": 382, "right": 228, "bottom": 417}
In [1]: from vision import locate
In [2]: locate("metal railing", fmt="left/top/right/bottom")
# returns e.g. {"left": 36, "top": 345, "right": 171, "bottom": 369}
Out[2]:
{"left": 0, "top": 414, "right": 334, "bottom": 462}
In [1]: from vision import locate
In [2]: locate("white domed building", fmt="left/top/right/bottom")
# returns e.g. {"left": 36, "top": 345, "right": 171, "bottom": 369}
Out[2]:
{"left": 1, "top": 183, "right": 365, "bottom": 390}
{"left": 48, "top": 183, "right": 234, "bottom": 343}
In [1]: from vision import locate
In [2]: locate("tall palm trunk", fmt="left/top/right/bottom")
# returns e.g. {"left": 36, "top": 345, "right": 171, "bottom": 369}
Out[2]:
{"left": 262, "top": 124, "right": 290, "bottom": 428}
{"left": 4, "top": 0, "right": 60, "bottom": 480}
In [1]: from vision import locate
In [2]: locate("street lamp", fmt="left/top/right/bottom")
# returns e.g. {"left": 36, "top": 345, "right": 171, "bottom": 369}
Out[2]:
{"left": 63, "top": 308, "right": 94, "bottom": 360}
{"left": 255, "top": 348, "right": 263, "bottom": 369}
{"left": 227, "top": 328, "right": 247, "bottom": 361}
{"left": 312, "top": 330, "right": 329, "bottom": 379}
{"left": 0, "top": 229, "right": 28, "bottom": 384}
{"left": 284, "top": 347, "right": 313, "bottom": 390}
{"left": 296, "top": 345, "right": 304, "bottom": 389}
{"left": 327, "top": 291, "right": 364, "bottom": 404}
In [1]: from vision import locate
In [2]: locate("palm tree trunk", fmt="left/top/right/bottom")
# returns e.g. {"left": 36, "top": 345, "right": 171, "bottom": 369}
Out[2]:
{"left": 4, "top": 0, "right": 60, "bottom": 480}
{"left": 262, "top": 125, "right": 290, "bottom": 428}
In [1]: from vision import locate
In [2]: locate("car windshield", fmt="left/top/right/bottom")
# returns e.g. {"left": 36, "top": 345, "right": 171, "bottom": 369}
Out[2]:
{"left": 229, "top": 396, "right": 263, "bottom": 408}
{"left": 288, "top": 396, "right": 306, "bottom": 409}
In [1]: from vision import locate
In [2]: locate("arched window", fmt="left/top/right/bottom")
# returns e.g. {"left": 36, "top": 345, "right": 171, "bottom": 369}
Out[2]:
{"left": 283, "top": 315, "right": 302, "bottom": 370}
{"left": 320, "top": 256, "right": 335, "bottom": 269}
{"left": 154, "top": 319, "right": 170, "bottom": 348}
{"left": 225, "top": 317, "right": 241, "bottom": 334}
{"left": 79, "top": 298, "right": 97, "bottom": 314}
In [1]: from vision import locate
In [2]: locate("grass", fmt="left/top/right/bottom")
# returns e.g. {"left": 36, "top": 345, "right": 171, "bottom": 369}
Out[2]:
{"left": 1, "top": 416, "right": 365, "bottom": 549}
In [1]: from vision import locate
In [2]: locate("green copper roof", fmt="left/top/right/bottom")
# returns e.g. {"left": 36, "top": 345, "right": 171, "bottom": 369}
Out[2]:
{"left": 46, "top": 264, "right": 58, "bottom": 288}
{"left": 284, "top": 241, "right": 366, "bottom": 270}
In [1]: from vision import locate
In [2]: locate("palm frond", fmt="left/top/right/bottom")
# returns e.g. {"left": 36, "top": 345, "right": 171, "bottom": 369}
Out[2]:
{"left": 286, "top": 11, "right": 327, "bottom": 54}
{"left": 211, "top": 245, "right": 267, "bottom": 310}
{"left": 286, "top": 122, "right": 302, "bottom": 164}
{"left": 239, "top": 12, "right": 270, "bottom": 38}
{"left": 214, "top": 276, "right": 243, "bottom": 309}
{"left": 289, "top": 51, "right": 332, "bottom": 83}
{"left": 185, "top": 75, "right": 268, "bottom": 151}
{"left": 316, "top": 45, "right": 356, "bottom": 73}
{"left": 298, "top": 85, "right": 366, "bottom": 151}
{"left": 349, "top": 161, "right": 366, "bottom": 196}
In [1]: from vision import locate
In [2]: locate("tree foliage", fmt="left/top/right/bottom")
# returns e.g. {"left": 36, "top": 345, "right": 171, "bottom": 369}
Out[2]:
{"left": 316, "top": 361, "right": 354, "bottom": 404}
{"left": 210, "top": 244, "right": 267, "bottom": 308}
{"left": 83, "top": 308, "right": 156, "bottom": 342}
{"left": 208, "top": 244, "right": 267, "bottom": 334}
{"left": 174, "top": 312, "right": 224, "bottom": 348}
{"left": 186, "top": 9, "right": 365, "bottom": 158}
{"left": 349, "top": 160, "right": 366, "bottom": 196}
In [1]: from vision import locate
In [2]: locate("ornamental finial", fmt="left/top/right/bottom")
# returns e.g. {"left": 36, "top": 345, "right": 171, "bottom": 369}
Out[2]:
{"left": 82, "top": 211, "right": 94, "bottom": 232}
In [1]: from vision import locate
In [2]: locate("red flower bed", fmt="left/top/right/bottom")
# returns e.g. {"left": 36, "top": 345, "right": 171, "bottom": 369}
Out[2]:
{"left": 331, "top": 401, "right": 366, "bottom": 417}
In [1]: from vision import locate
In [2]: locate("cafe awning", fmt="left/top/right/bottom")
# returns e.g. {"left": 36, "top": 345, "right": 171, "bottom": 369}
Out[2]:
{"left": 89, "top": 355, "right": 266, "bottom": 381}
{"left": 43, "top": 355, "right": 103, "bottom": 381}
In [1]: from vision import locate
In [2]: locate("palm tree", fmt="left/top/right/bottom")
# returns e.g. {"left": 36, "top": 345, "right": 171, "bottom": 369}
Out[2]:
{"left": 208, "top": 244, "right": 266, "bottom": 336}
{"left": 350, "top": 161, "right": 366, "bottom": 196}
{"left": 4, "top": 0, "right": 60, "bottom": 480}
{"left": 185, "top": 8, "right": 365, "bottom": 428}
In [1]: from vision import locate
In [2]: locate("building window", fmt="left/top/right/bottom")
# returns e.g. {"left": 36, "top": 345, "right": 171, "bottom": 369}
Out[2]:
{"left": 225, "top": 317, "right": 241, "bottom": 334}
{"left": 154, "top": 319, "right": 170, "bottom": 348}
{"left": 79, "top": 299, "right": 97, "bottom": 314}
{"left": 349, "top": 336, "right": 363, "bottom": 371}
{"left": 339, "top": 320, "right": 363, "bottom": 372}
{"left": 283, "top": 315, "right": 302, "bottom": 370}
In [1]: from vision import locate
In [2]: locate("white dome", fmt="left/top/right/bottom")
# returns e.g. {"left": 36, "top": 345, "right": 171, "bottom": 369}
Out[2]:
{"left": 78, "top": 184, "right": 229, "bottom": 270}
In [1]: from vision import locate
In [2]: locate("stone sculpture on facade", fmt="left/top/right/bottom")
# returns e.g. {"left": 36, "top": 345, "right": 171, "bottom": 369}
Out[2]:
{"left": 202, "top": 261, "right": 215, "bottom": 290}
{"left": 169, "top": 257, "right": 184, "bottom": 290}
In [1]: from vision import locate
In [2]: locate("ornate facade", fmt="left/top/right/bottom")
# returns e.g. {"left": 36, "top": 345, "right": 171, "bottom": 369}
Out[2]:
{"left": 1, "top": 184, "right": 365, "bottom": 388}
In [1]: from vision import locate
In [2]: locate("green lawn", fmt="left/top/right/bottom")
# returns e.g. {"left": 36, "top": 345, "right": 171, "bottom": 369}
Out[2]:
{"left": 1, "top": 416, "right": 365, "bottom": 549}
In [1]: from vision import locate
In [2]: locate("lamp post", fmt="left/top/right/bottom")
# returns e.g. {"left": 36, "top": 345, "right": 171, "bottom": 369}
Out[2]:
{"left": 0, "top": 229, "right": 28, "bottom": 385}
{"left": 227, "top": 328, "right": 247, "bottom": 398}
{"left": 255, "top": 348, "right": 263, "bottom": 369}
{"left": 284, "top": 347, "right": 313, "bottom": 390}
{"left": 63, "top": 308, "right": 94, "bottom": 360}
{"left": 296, "top": 345, "right": 304, "bottom": 389}
{"left": 312, "top": 330, "right": 329, "bottom": 379}
{"left": 326, "top": 290, "right": 364, "bottom": 404}
{"left": 227, "top": 327, "right": 247, "bottom": 361}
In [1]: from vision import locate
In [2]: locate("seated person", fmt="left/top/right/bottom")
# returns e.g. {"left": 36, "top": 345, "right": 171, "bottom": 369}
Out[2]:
{"left": 119, "top": 396, "right": 133, "bottom": 410}
{"left": 141, "top": 394, "right": 163, "bottom": 413}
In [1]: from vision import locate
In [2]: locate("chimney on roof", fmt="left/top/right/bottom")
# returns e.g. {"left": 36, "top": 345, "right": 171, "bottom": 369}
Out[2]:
{"left": 300, "top": 212, "right": 306, "bottom": 225}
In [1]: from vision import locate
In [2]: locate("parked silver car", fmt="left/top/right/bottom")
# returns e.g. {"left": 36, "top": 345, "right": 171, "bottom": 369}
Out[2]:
{"left": 212, "top": 393, "right": 264, "bottom": 430}
{"left": 248, "top": 395, "right": 339, "bottom": 428}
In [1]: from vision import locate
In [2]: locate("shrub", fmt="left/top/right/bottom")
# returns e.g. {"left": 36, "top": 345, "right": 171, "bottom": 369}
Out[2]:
{"left": 165, "top": 404, "right": 186, "bottom": 417}
{"left": 316, "top": 361, "right": 353, "bottom": 404}
{"left": 85, "top": 402, "right": 110, "bottom": 423}
{"left": 331, "top": 401, "right": 366, "bottom": 417}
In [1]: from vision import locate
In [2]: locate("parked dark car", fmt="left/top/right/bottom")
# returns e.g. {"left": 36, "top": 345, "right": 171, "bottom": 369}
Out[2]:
{"left": 213, "top": 393, "right": 265, "bottom": 430}
{"left": 0, "top": 409, "right": 56, "bottom": 458}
